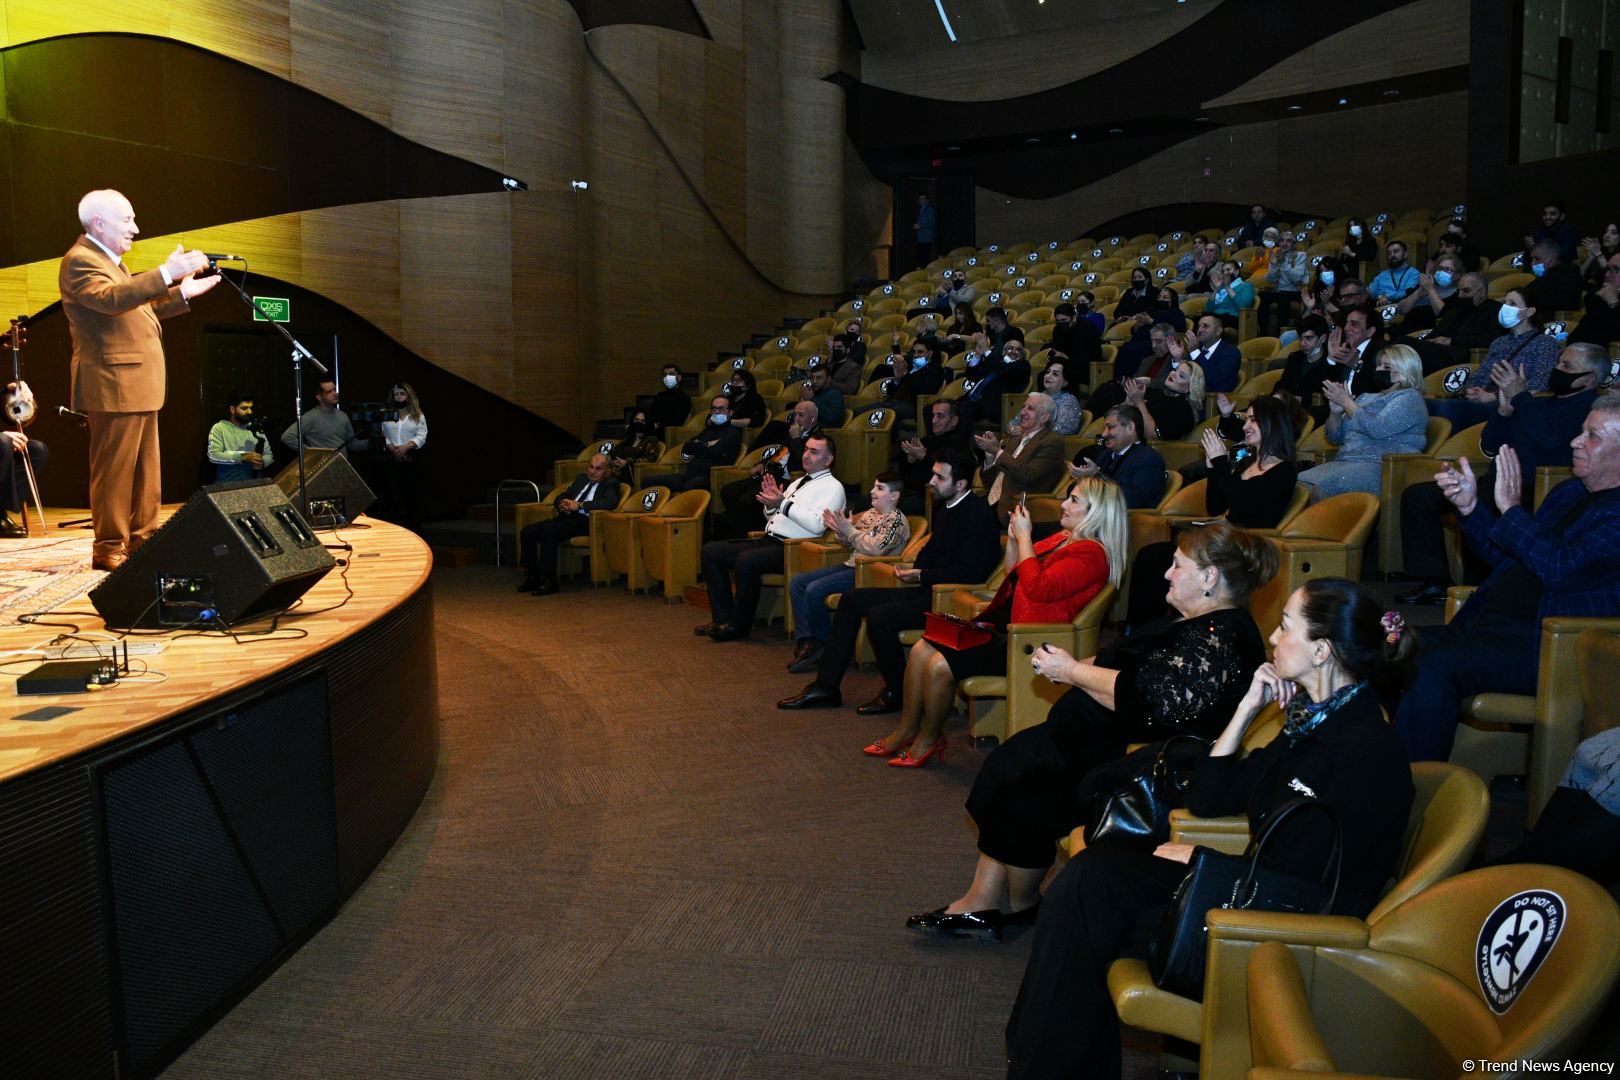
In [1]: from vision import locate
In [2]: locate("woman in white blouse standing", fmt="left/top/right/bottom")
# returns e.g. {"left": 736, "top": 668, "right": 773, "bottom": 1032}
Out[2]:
{"left": 381, "top": 382, "right": 428, "bottom": 531}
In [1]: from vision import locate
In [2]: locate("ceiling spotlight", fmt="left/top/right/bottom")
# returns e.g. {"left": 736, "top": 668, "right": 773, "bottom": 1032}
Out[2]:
{"left": 1286, "top": 104, "right": 1303, "bottom": 112}
{"left": 1069, "top": 132, "right": 1078, "bottom": 140}
{"left": 1109, "top": 127, "right": 1123, "bottom": 135}
{"left": 1337, "top": 98, "right": 1349, "bottom": 106}
{"left": 501, "top": 176, "right": 528, "bottom": 191}
{"left": 946, "top": 144, "right": 960, "bottom": 151}
{"left": 568, "top": 179, "right": 588, "bottom": 191}
{"left": 1026, "top": 136, "right": 1040, "bottom": 144}
{"left": 1383, "top": 89, "right": 1401, "bottom": 97}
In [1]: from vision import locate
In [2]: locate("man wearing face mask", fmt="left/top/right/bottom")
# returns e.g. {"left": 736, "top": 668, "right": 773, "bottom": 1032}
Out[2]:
{"left": 643, "top": 396, "right": 743, "bottom": 492}
{"left": 1405, "top": 271, "right": 1504, "bottom": 371}
{"left": 650, "top": 364, "right": 691, "bottom": 436}
{"left": 1390, "top": 255, "right": 1461, "bottom": 333}
{"left": 962, "top": 336, "right": 1032, "bottom": 427}
{"left": 928, "top": 270, "right": 977, "bottom": 316}
{"left": 1369, "top": 239, "right": 1421, "bottom": 309}
{"left": 1397, "top": 342, "right": 1608, "bottom": 605}
{"left": 1257, "top": 230, "right": 1309, "bottom": 336}
{"left": 1528, "top": 238, "right": 1584, "bottom": 315}
{"left": 1048, "top": 302, "right": 1100, "bottom": 367}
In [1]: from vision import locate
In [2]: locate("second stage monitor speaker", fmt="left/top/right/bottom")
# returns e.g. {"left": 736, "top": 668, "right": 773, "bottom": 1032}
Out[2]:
{"left": 275, "top": 448, "right": 376, "bottom": 527}
{"left": 89, "top": 480, "right": 336, "bottom": 630}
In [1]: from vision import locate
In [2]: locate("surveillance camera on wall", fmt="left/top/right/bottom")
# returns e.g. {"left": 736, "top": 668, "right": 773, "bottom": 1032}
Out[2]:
{"left": 569, "top": 180, "right": 589, "bottom": 191}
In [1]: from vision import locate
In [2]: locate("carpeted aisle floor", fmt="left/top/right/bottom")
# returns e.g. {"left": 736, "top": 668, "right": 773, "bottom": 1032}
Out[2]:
{"left": 168, "top": 565, "right": 1145, "bottom": 1078}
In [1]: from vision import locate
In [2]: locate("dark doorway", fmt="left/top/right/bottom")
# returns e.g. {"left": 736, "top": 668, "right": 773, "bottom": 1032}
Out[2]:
{"left": 896, "top": 173, "right": 975, "bottom": 271}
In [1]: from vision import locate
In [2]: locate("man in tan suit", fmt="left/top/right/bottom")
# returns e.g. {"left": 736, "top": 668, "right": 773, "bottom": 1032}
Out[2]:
{"left": 59, "top": 189, "right": 219, "bottom": 570}
{"left": 974, "top": 391, "right": 1066, "bottom": 524}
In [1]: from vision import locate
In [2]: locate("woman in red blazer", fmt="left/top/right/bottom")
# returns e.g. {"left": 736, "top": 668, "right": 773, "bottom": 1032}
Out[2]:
{"left": 867, "top": 476, "right": 1128, "bottom": 767}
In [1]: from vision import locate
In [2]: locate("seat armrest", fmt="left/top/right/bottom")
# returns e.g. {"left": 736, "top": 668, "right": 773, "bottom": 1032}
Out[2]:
{"left": 1169, "top": 810, "right": 1251, "bottom": 853}
{"left": 1444, "top": 585, "right": 1476, "bottom": 623}
{"left": 1205, "top": 909, "right": 1371, "bottom": 949}
{"left": 854, "top": 556, "right": 903, "bottom": 588}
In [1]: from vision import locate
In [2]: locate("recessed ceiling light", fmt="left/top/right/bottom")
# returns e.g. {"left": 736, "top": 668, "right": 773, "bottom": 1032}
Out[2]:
{"left": 1337, "top": 98, "right": 1349, "bottom": 106}
{"left": 946, "top": 144, "right": 960, "bottom": 151}
{"left": 1069, "top": 132, "right": 1078, "bottom": 140}
{"left": 1286, "top": 104, "right": 1303, "bottom": 112}
{"left": 1026, "top": 136, "right": 1040, "bottom": 144}
{"left": 1383, "top": 89, "right": 1401, "bottom": 97}
{"left": 1195, "top": 116, "right": 1210, "bottom": 123}
{"left": 1109, "top": 127, "right": 1123, "bottom": 135}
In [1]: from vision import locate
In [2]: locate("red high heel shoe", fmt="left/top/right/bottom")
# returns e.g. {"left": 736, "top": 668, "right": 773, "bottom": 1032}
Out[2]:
{"left": 862, "top": 735, "right": 914, "bottom": 757}
{"left": 887, "top": 737, "right": 946, "bottom": 768}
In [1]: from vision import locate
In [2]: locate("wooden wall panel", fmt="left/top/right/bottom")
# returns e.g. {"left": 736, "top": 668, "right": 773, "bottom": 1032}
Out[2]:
{"left": 288, "top": 0, "right": 394, "bottom": 127}
{"left": 388, "top": 0, "right": 506, "bottom": 167}
{"left": 3, "top": 0, "right": 844, "bottom": 440}
{"left": 975, "top": 92, "right": 1469, "bottom": 243}
{"left": 1204, "top": 0, "right": 1468, "bottom": 108}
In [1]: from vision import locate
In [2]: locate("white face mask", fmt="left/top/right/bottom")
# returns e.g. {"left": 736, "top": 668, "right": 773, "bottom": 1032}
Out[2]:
{"left": 1262, "top": 238, "right": 1276, "bottom": 248}
{"left": 1349, "top": 225, "right": 1363, "bottom": 238}
{"left": 662, "top": 374, "right": 679, "bottom": 389}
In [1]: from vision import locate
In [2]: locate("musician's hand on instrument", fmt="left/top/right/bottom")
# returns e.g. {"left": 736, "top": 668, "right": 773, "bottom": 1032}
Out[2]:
{"left": 242, "top": 452, "right": 264, "bottom": 467}
{"left": 1, "top": 430, "right": 25, "bottom": 450}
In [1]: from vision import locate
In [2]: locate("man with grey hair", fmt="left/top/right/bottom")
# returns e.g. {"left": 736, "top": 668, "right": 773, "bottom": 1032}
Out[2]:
{"left": 59, "top": 189, "right": 218, "bottom": 570}
{"left": 1400, "top": 394, "right": 1620, "bottom": 760}
{"left": 973, "top": 391, "right": 1064, "bottom": 524}
{"left": 517, "top": 452, "right": 622, "bottom": 595}
{"left": 1398, "top": 341, "right": 1608, "bottom": 605}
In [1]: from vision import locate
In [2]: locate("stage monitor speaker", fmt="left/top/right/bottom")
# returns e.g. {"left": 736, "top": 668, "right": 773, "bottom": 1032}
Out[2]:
{"left": 275, "top": 448, "right": 375, "bottom": 526}
{"left": 89, "top": 480, "right": 336, "bottom": 630}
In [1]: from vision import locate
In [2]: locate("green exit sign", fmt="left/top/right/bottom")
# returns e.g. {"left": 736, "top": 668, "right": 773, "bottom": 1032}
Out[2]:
{"left": 251, "top": 296, "right": 291, "bottom": 323}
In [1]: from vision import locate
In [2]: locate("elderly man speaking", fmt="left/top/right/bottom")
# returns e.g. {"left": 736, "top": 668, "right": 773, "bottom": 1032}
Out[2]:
{"left": 59, "top": 189, "right": 219, "bottom": 571}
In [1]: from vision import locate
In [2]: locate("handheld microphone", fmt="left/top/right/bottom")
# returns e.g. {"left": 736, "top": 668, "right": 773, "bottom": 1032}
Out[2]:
{"left": 204, "top": 253, "right": 243, "bottom": 264}
{"left": 58, "top": 405, "right": 89, "bottom": 422}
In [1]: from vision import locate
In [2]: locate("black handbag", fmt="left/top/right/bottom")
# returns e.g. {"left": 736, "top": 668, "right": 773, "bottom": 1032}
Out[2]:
{"left": 1148, "top": 799, "right": 1342, "bottom": 1000}
{"left": 1077, "top": 735, "right": 1210, "bottom": 851}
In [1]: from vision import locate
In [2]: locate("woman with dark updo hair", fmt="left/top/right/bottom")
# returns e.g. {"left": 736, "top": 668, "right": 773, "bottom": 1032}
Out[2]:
{"left": 908, "top": 522, "right": 1276, "bottom": 943}
{"left": 1005, "top": 577, "right": 1417, "bottom": 1078}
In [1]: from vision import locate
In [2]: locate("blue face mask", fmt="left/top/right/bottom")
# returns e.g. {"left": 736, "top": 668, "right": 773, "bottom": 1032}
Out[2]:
{"left": 1320, "top": 270, "right": 1336, "bottom": 286}
{"left": 1531, "top": 262, "right": 1546, "bottom": 278}
{"left": 911, "top": 355, "right": 928, "bottom": 370}
{"left": 1434, "top": 270, "right": 1455, "bottom": 287}
{"left": 710, "top": 412, "right": 731, "bottom": 426}
{"left": 1498, "top": 304, "right": 1524, "bottom": 329}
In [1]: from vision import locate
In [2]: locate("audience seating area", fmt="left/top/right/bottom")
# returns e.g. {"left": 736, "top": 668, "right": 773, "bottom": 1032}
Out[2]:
{"left": 506, "top": 202, "right": 1620, "bottom": 1074}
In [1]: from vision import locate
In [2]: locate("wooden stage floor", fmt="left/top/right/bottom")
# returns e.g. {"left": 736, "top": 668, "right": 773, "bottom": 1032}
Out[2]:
{"left": 0, "top": 505, "right": 432, "bottom": 784}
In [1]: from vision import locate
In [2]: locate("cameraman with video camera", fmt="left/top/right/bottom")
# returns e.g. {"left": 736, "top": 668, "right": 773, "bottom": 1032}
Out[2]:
{"left": 207, "top": 389, "right": 272, "bottom": 482}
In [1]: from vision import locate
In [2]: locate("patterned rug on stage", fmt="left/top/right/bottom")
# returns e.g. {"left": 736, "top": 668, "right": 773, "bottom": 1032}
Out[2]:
{"left": 0, "top": 537, "right": 103, "bottom": 625}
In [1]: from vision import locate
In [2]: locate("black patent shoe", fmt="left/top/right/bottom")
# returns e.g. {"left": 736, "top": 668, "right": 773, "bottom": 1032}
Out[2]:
{"left": 0, "top": 513, "right": 26, "bottom": 539}
{"left": 855, "top": 689, "right": 902, "bottom": 716}
{"left": 908, "top": 907, "right": 1005, "bottom": 941}
{"left": 777, "top": 683, "right": 841, "bottom": 710}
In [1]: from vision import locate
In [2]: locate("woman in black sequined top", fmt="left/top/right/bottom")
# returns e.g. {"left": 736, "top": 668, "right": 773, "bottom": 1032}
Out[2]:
{"left": 906, "top": 522, "right": 1276, "bottom": 940}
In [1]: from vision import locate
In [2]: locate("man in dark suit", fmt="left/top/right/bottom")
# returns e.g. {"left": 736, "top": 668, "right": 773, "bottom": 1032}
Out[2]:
{"left": 1185, "top": 314, "right": 1242, "bottom": 392}
{"left": 974, "top": 393, "right": 1065, "bottom": 524}
{"left": 644, "top": 396, "right": 743, "bottom": 491}
{"left": 1071, "top": 405, "right": 1165, "bottom": 509}
{"left": 58, "top": 189, "right": 220, "bottom": 570}
{"left": 777, "top": 445, "right": 1001, "bottom": 715}
{"left": 518, "top": 454, "right": 623, "bottom": 595}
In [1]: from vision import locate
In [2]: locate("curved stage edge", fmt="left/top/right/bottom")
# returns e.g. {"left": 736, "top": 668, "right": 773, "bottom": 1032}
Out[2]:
{"left": 0, "top": 513, "right": 439, "bottom": 1078}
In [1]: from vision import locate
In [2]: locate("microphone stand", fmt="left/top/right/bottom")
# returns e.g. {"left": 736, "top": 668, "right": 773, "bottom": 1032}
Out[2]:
{"left": 211, "top": 259, "right": 327, "bottom": 523}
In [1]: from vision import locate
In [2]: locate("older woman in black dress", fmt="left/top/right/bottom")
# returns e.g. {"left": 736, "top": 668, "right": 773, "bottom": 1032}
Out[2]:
{"left": 1004, "top": 578, "right": 1417, "bottom": 1079}
{"left": 907, "top": 522, "right": 1276, "bottom": 941}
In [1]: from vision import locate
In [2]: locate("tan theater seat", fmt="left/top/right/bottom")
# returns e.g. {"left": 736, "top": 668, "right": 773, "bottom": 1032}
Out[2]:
{"left": 632, "top": 489, "right": 712, "bottom": 600}
{"left": 1246, "top": 492, "right": 1379, "bottom": 640}
{"left": 1107, "top": 762, "right": 1491, "bottom": 1078}
{"left": 1220, "top": 866, "right": 1619, "bottom": 1080}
